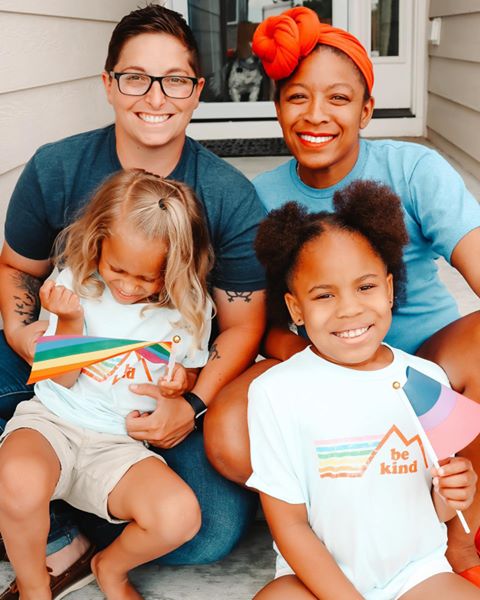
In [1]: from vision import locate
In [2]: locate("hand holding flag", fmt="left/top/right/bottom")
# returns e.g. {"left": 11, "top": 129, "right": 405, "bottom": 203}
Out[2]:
{"left": 401, "top": 367, "right": 480, "bottom": 534}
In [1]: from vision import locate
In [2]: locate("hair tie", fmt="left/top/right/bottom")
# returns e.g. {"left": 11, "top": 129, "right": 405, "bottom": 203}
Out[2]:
{"left": 158, "top": 199, "right": 167, "bottom": 210}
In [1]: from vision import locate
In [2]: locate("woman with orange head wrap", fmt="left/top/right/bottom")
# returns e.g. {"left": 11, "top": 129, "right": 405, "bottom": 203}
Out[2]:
{"left": 205, "top": 5, "right": 480, "bottom": 595}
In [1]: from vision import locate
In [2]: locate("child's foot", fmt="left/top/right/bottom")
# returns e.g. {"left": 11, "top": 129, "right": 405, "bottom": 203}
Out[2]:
{"left": 91, "top": 552, "right": 143, "bottom": 600}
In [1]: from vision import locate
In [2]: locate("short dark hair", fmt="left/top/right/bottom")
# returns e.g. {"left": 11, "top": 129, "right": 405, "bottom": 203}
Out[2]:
{"left": 104, "top": 4, "right": 201, "bottom": 76}
{"left": 255, "top": 180, "right": 408, "bottom": 326}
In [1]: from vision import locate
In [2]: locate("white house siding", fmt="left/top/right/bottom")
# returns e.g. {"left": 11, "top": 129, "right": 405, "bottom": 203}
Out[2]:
{"left": 0, "top": 0, "right": 143, "bottom": 241}
{"left": 427, "top": 1, "right": 480, "bottom": 178}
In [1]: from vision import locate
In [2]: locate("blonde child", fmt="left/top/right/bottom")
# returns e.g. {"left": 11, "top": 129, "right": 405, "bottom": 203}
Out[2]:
{"left": 248, "top": 180, "right": 479, "bottom": 600}
{"left": 0, "top": 169, "right": 213, "bottom": 600}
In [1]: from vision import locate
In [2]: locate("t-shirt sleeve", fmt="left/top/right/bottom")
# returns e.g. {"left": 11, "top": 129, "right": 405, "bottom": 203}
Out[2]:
{"left": 408, "top": 150, "right": 480, "bottom": 261}
{"left": 209, "top": 176, "right": 266, "bottom": 292}
{"left": 5, "top": 152, "right": 59, "bottom": 260}
{"left": 246, "top": 378, "right": 305, "bottom": 504}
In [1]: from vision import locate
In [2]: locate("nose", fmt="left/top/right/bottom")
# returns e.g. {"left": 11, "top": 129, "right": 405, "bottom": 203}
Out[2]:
{"left": 305, "top": 96, "right": 330, "bottom": 124}
{"left": 145, "top": 80, "right": 167, "bottom": 109}
{"left": 121, "top": 275, "right": 140, "bottom": 293}
{"left": 336, "top": 291, "right": 363, "bottom": 318}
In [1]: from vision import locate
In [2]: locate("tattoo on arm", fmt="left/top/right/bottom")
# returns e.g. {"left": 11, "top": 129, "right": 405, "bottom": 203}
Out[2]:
{"left": 208, "top": 343, "right": 221, "bottom": 362}
{"left": 225, "top": 290, "right": 252, "bottom": 303}
{"left": 12, "top": 273, "right": 42, "bottom": 325}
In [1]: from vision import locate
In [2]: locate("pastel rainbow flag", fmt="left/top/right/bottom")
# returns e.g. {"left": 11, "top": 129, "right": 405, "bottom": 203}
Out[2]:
{"left": 402, "top": 367, "right": 480, "bottom": 461}
{"left": 28, "top": 335, "right": 172, "bottom": 384}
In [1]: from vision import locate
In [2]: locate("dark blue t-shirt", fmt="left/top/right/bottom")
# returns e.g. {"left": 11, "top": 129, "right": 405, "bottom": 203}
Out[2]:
{"left": 6, "top": 125, "right": 266, "bottom": 292}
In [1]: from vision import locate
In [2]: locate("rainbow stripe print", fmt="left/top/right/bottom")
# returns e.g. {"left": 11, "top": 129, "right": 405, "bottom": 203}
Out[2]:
{"left": 315, "top": 434, "right": 384, "bottom": 478}
{"left": 28, "top": 335, "right": 172, "bottom": 384}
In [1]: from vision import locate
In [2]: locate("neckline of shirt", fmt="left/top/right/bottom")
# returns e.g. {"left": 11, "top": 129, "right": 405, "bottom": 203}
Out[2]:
{"left": 289, "top": 138, "right": 370, "bottom": 199}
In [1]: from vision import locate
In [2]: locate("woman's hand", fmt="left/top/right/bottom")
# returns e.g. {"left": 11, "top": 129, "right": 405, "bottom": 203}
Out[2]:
{"left": 39, "top": 280, "right": 83, "bottom": 323}
{"left": 432, "top": 456, "right": 477, "bottom": 513}
{"left": 126, "top": 383, "right": 196, "bottom": 448}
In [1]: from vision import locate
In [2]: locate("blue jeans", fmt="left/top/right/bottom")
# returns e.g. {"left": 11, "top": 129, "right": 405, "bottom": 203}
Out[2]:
{"left": 0, "top": 332, "right": 257, "bottom": 564}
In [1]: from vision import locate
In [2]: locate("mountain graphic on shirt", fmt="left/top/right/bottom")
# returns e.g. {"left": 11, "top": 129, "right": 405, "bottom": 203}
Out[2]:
{"left": 82, "top": 353, "right": 130, "bottom": 382}
{"left": 314, "top": 425, "right": 428, "bottom": 478}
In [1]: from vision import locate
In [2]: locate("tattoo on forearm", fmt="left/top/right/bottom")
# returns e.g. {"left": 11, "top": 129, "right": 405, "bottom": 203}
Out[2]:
{"left": 12, "top": 273, "right": 42, "bottom": 325}
{"left": 225, "top": 290, "right": 252, "bottom": 303}
{"left": 209, "top": 343, "right": 221, "bottom": 362}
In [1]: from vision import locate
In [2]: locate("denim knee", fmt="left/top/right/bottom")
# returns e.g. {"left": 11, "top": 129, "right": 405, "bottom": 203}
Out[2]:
{"left": 0, "top": 331, "right": 34, "bottom": 420}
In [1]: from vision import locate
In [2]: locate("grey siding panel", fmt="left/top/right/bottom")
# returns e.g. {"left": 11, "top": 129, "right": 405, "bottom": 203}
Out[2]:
{"left": 429, "top": 56, "right": 480, "bottom": 112}
{"left": 0, "top": 0, "right": 146, "bottom": 21}
{"left": 427, "top": 94, "right": 480, "bottom": 163}
{"left": 428, "top": 13, "right": 480, "bottom": 62}
{"left": 0, "top": 12, "right": 115, "bottom": 93}
{"left": 0, "top": 79, "right": 113, "bottom": 176}
{"left": 429, "top": 0, "right": 480, "bottom": 18}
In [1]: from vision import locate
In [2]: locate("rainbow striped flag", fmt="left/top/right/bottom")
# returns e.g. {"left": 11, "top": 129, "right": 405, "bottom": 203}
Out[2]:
{"left": 27, "top": 335, "right": 172, "bottom": 384}
{"left": 402, "top": 367, "right": 480, "bottom": 461}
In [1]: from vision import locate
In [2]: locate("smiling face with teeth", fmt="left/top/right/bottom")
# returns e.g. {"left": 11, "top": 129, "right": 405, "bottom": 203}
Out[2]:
{"left": 275, "top": 46, "right": 374, "bottom": 189}
{"left": 103, "top": 32, "right": 205, "bottom": 168}
{"left": 284, "top": 227, "right": 394, "bottom": 370}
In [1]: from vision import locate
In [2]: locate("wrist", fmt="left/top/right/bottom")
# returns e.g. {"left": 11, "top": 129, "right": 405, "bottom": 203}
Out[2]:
{"left": 182, "top": 391, "right": 208, "bottom": 432}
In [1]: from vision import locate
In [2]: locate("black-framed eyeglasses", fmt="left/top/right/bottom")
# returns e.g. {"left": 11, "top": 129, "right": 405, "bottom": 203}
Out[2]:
{"left": 110, "top": 72, "right": 198, "bottom": 99}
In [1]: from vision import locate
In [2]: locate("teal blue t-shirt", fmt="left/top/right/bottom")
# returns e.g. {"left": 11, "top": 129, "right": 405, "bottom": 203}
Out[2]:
{"left": 253, "top": 138, "right": 480, "bottom": 353}
{"left": 6, "top": 125, "right": 266, "bottom": 292}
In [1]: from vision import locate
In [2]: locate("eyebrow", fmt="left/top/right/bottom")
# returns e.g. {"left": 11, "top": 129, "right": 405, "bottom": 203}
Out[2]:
{"left": 307, "top": 274, "right": 380, "bottom": 294}
{"left": 117, "top": 66, "right": 190, "bottom": 76}
{"left": 284, "top": 82, "right": 355, "bottom": 93}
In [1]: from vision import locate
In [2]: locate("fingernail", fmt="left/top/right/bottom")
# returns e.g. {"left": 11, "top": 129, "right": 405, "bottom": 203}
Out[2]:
{"left": 433, "top": 477, "right": 439, "bottom": 486}
{"left": 438, "top": 468, "right": 445, "bottom": 476}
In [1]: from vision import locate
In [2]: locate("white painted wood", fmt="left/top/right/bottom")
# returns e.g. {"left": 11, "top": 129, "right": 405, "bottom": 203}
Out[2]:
{"left": 427, "top": 94, "right": 480, "bottom": 163}
{"left": 0, "top": 78, "right": 113, "bottom": 175}
{"left": 0, "top": 0, "right": 146, "bottom": 21}
{"left": 429, "top": 0, "right": 480, "bottom": 18}
{"left": 186, "top": 114, "right": 425, "bottom": 140}
{"left": 429, "top": 57, "right": 480, "bottom": 112}
{"left": 429, "top": 13, "right": 480, "bottom": 62}
{"left": 0, "top": 12, "right": 116, "bottom": 93}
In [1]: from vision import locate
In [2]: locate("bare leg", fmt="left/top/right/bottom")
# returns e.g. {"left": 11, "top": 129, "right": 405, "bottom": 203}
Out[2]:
{"left": 91, "top": 457, "right": 201, "bottom": 600}
{"left": 254, "top": 575, "right": 317, "bottom": 599}
{"left": 204, "top": 359, "right": 279, "bottom": 485}
{"left": 0, "top": 429, "right": 60, "bottom": 600}
{"left": 417, "top": 312, "right": 480, "bottom": 572}
{"left": 399, "top": 572, "right": 480, "bottom": 599}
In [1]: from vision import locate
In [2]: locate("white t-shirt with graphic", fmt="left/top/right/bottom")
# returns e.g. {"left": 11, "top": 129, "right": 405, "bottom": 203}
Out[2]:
{"left": 247, "top": 346, "right": 450, "bottom": 599}
{"left": 36, "top": 268, "right": 212, "bottom": 434}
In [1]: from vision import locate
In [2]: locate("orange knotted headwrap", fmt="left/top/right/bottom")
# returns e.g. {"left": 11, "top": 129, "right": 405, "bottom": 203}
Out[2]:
{"left": 252, "top": 7, "right": 374, "bottom": 94}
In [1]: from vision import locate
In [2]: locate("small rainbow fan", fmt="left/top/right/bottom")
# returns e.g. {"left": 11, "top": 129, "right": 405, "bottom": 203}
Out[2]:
{"left": 27, "top": 335, "right": 172, "bottom": 384}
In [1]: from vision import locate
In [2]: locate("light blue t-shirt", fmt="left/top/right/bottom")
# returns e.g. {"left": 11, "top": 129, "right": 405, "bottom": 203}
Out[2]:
{"left": 254, "top": 138, "right": 480, "bottom": 353}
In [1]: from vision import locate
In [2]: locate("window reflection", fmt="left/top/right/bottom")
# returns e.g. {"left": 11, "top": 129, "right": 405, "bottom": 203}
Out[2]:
{"left": 188, "top": 0, "right": 333, "bottom": 103}
{"left": 371, "top": 0, "right": 399, "bottom": 57}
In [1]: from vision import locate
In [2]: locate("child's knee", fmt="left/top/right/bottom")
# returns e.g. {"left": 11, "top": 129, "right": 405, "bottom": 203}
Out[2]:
{"left": 0, "top": 451, "right": 55, "bottom": 516}
{"left": 141, "top": 486, "right": 201, "bottom": 546}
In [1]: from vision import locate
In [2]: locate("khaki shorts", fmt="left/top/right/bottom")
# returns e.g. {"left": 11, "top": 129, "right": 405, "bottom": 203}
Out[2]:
{"left": 0, "top": 398, "right": 165, "bottom": 523}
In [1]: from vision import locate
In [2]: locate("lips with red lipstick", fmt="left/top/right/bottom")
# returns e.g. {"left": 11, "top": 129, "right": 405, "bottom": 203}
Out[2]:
{"left": 297, "top": 132, "right": 336, "bottom": 147}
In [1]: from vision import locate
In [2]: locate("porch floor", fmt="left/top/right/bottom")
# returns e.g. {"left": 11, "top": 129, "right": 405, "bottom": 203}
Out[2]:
{"left": 0, "top": 139, "right": 479, "bottom": 599}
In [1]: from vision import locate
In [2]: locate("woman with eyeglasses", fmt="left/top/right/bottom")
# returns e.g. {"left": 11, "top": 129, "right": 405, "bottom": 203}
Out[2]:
{"left": 0, "top": 5, "right": 266, "bottom": 598}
